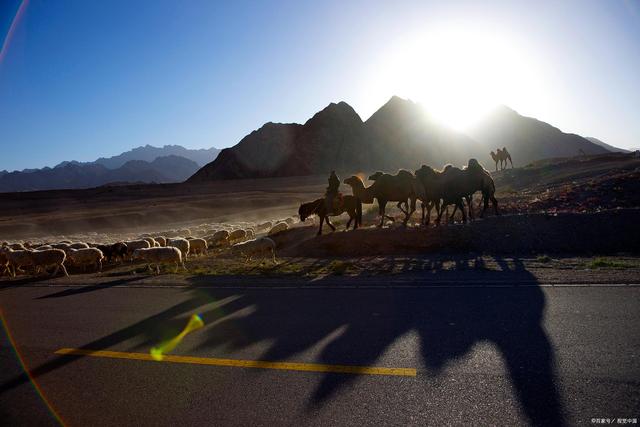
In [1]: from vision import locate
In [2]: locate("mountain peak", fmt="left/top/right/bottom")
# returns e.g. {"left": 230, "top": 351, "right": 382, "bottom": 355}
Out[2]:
{"left": 305, "top": 101, "right": 362, "bottom": 126}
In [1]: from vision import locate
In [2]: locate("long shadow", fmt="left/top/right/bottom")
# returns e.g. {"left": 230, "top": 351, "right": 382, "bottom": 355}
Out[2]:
{"left": 35, "top": 277, "right": 146, "bottom": 299}
{"left": 0, "top": 255, "right": 565, "bottom": 425}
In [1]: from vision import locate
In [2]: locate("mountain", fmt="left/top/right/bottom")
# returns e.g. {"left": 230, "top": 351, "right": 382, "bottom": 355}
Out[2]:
{"left": 189, "top": 102, "right": 370, "bottom": 180}
{"left": 0, "top": 155, "right": 200, "bottom": 193}
{"left": 584, "top": 137, "right": 629, "bottom": 153}
{"left": 95, "top": 144, "right": 220, "bottom": 169}
{"left": 190, "top": 97, "right": 607, "bottom": 182}
{"left": 467, "top": 106, "right": 609, "bottom": 166}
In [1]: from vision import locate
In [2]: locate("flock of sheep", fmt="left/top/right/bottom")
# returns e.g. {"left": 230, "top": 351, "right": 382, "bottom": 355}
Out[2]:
{"left": 0, "top": 217, "right": 299, "bottom": 278}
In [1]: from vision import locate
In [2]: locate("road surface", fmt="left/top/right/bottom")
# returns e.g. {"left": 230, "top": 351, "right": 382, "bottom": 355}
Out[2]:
{"left": 1, "top": 271, "right": 639, "bottom": 426}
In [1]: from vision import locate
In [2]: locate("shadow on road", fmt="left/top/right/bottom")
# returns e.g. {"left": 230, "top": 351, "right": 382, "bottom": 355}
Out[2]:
{"left": 0, "top": 255, "right": 565, "bottom": 425}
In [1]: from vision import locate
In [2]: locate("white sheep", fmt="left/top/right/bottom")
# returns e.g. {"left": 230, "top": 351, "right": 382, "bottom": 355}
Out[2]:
{"left": 133, "top": 247, "right": 185, "bottom": 274}
{"left": 28, "top": 249, "right": 68, "bottom": 277}
{"left": 70, "top": 242, "right": 90, "bottom": 249}
{"left": 228, "top": 229, "right": 247, "bottom": 244}
{"left": 124, "top": 240, "right": 151, "bottom": 260}
{"left": 268, "top": 222, "right": 289, "bottom": 236}
{"left": 154, "top": 236, "right": 167, "bottom": 247}
{"left": 1, "top": 248, "right": 35, "bottom": 277}
{"left": 206, "top": 230, "right": 230, "bottom": 248}
{"left": 166, "top": 238, "right": 190, "bottom": 259}
{"left": 230, "top": 237, "right": 277, "bottom": 264}
{"left": 188, "top": 238, "right": 208, "bottom": 256}
{"left": 67, "top": 248, "right": 104, "bottom": 272}
{"left": 256, "top": 221, "right": 272, "bottom": 232}
{"left": 142, "top": 237, "right": 159, "bottom": 247}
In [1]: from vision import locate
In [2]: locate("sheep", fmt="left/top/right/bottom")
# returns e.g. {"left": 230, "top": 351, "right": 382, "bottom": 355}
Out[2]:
{"left": 28, "top": 249, "right": 68, "bottom": 277}
{"left": 206, "top": 230, "right": 230, "bottom": 248}
{"left": 177, "top": 228, "right": 192, "bottom": 237}
{"left": 35, "top": 245, "right": 53, "bottom": 250}
{"left": 268, "top": 222, "right": 289, "bottom": 236}
{"left": 0, "top": 250, "right": 8, "bottom": 276}
{"left": 133, "top": 247, "right": 185, "bottom": 274}
{"left": 8, "top": 243, "right": 26, "bottom": 251}
{"left": 124, "top": 240, "right": 151, "bottom": 260}
{"left": 154, "top": 236, "right": 167, "bottom": 247}
{"left": 284, "top": 217, "right": 296, "bottom": 227}
{"left": 51, "top": 243, "right": 70, "bottom": 250}
{"left": 257, "top": 221, "right": 272, "bottom": 232}
{"left": 228, "top": 229, "right": 247, "bottom": 244}
{"left": 245, "top": 228, "right": 255, "bottom": 240}
{"left": 188, "top": 238, "right": 207, "bottom": 256}
{"left": 166, "top": 238, "right": 190, "bottom": 259}
{"left": 230, "top": 237, "right": 277, "bottom": 264}
{"left": 69, "top": 242, "right": 90, "bottom": 249}
{"left": 67, "top": 248, "right": 104, "bottom": 272}
{"left": 97, "top": 242, "right": 128, "bottom": 264}
{"left": 1, "top": 248, "right": 35, "bottom": 277}
{"left": 142, "top": 237, "right": 159, "bottom": 247}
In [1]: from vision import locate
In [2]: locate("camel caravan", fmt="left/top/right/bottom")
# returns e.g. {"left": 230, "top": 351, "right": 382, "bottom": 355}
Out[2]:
{"left": 298, "top": 158, "right": 500, "bottom": 235}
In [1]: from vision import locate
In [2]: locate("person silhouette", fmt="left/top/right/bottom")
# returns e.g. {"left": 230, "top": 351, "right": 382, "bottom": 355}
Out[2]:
{"left": 325, "top": 170, "right": 340, "bottom": 214}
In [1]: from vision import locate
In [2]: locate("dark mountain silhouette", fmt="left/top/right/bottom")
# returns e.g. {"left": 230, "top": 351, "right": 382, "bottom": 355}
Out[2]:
{"left": 94, "top": 144, "right": 220, "bottom": 169}
{"left": 189, "top": 102, "right": 369, "bottom": 180}
{"left": 584, "top": 137, "right": 629, "bottom": 153}
{"left": 0, "top": 155, "right": 200, "bottom": 193}
{"left": 190, "top": 97, "right": 608, "bottom": 181}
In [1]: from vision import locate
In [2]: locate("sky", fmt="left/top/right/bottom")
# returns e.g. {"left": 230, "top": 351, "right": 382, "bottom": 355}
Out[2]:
{"left": 1, "top": 0, "right": 639, "bottom": 171}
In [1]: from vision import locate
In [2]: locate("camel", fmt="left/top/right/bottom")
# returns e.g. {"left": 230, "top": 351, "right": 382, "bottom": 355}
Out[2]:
{"left": 344, "top": 171, "right": 423, "bottom": 227}
{"left": 298, "top": 195, "right": 362, "bottom": 236}
{"left": 415, "top": 159, "right": 499, "bottom": 224}
{"left": 490, "top": 147, "right": 513, "bottom": 171}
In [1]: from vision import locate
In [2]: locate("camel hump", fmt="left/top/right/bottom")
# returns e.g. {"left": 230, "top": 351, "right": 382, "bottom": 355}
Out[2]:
{"left": 396, "top": 169, "right": 414, "bottom": 179}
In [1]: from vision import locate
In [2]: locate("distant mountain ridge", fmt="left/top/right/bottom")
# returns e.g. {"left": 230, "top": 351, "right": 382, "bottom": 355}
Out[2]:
{"left": 0, "top": 144, "right": 220, "bottom": 193}
{"left": 95, "top": 144, "right": 220, "bottom": 169}
{"left": 0, "top": 155, "right": 199, "bottom": 193}
{"left": 189, "top": 97, "right": 607, "bottom": 181}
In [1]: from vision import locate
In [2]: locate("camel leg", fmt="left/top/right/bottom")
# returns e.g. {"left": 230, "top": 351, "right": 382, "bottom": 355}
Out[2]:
{"left": 457, "top": 200, "right": 467, "bottom": 223}
{"left": 378, "top": 201, "right": 387, "bottom": 227}
{"left": 481, "top": 192, "right": 490, "bottom": 217}
{"left": 509, "top": 156, "right": 514, "bottom": 168}
{"left": 466, "top": 195, "right": 474, "bottom": 220}
{"left": 492, "top": 195, "right": 500, "bottom": 215}
{"left": 317, "top": 214, "right": 324, "bottom": 235}
{"left": 346, "top": 216, "right": 352, "bottom": 229}
{"left": 326, "top": 218, "right": 336, "bottom": 231}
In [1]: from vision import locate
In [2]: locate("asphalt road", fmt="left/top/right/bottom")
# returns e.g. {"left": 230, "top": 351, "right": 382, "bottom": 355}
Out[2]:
{"left": 1, "top": 275, "right": 639, "bottom": 426}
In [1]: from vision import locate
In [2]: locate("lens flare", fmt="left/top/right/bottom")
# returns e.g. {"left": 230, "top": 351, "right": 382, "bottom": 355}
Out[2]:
{"left": 1, "top": 311, "right": 66, "bottom": 425}
{"left": 0, "top": 0, "right": 29, "bottom": 66}
{"left": 150, "top": 314, "right": 204, "bottom": 361}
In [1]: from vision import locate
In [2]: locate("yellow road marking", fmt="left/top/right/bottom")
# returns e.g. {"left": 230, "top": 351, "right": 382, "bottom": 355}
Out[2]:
{"left": 55, "top": 348, "right": 416, "bottom": 377}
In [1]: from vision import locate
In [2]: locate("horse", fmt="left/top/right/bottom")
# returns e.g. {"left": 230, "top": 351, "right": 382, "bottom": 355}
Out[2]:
{"left": 298, "top": 195, "right": 362, "bottom": 236}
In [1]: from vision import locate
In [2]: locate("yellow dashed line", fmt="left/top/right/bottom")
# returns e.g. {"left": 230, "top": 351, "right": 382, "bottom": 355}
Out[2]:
{"left": 55, "top": 348, "right": 416, "bottom": 377}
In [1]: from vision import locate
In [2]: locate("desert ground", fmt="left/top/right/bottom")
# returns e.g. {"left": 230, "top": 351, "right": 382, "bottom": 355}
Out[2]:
{"left": 1, "top": 152, "right": 639, "bottom": 425}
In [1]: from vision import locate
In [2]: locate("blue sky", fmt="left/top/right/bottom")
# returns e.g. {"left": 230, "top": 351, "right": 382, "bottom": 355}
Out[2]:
{"left": 1, "top": 0, "right": 639, "bottom": 171}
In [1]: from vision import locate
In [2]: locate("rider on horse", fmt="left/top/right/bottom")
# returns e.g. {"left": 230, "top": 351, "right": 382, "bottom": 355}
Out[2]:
{"left": 325, "top": 170, "right": 341, "bottom": 214}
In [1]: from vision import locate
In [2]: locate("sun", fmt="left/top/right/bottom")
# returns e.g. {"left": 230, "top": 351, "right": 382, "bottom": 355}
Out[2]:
{"left": 366, "top": 27, "right": 545, "bottom": 131}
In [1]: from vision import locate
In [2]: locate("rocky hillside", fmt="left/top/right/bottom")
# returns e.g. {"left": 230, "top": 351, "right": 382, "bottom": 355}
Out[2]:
{"left": 467, "top": 106, "right": 608, "bottom": 167}
{"left": 190, "top": 97, "right": 608, "bottom": 181}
